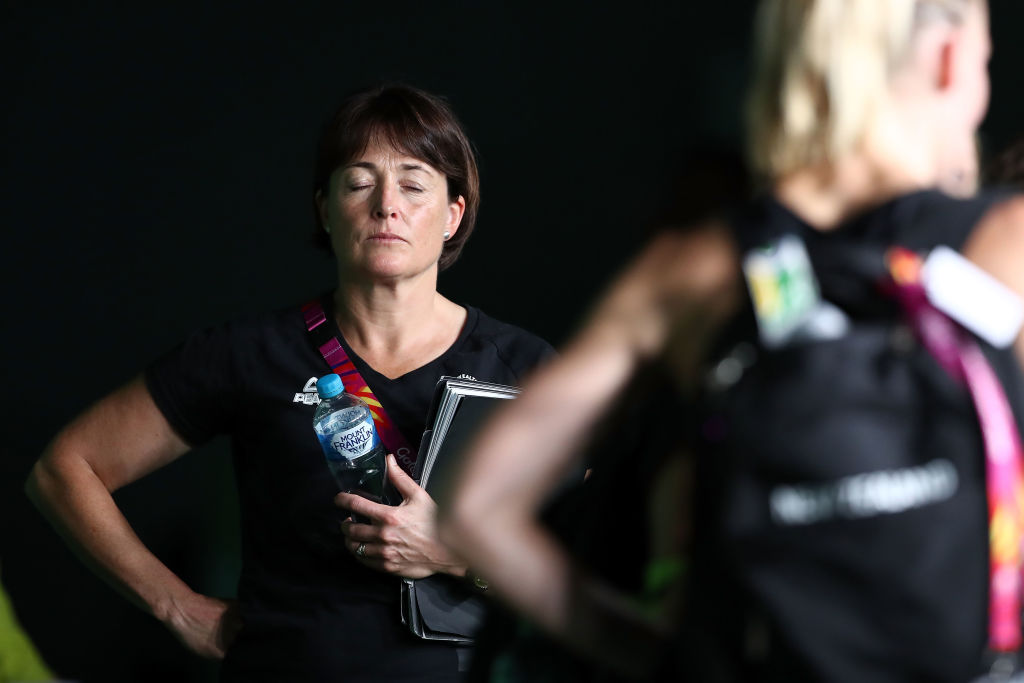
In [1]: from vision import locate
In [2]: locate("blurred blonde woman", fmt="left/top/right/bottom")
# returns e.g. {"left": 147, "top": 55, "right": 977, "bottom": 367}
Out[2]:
{"left": 441, "top": 1, "right": 1024, "bottom": 681}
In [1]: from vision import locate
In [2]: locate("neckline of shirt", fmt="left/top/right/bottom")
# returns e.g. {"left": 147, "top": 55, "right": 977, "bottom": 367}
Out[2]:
{"left": 317, "top": 293, "right": 480, "bottom": 386}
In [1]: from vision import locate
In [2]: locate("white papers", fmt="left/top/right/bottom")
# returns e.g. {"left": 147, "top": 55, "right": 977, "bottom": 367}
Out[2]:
{"left": 415, "top": 377, "right": 519, "bottom": 489}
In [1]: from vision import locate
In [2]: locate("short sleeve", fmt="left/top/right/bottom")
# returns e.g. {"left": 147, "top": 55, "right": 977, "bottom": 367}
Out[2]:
{"left": 486, "top": 318, "right": 556, "bottom": 383}
{"left": 898, "top": 188, "right": 1021, "bottom": 252}
{"left": 509, "top": 337, "right": 556, "bottom": 383}
{"left": 144, "top": 323, "right": 245, "bottom": 446}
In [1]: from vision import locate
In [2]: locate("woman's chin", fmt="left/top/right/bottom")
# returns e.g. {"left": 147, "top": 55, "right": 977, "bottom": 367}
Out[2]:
{"left": 355, "top": 256, "right": 432, "bottom": 282}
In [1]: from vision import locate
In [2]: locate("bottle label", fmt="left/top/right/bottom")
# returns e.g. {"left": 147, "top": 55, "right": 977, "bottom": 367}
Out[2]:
{"left": 326, "top": 417, "right": 379, "bottom": 460}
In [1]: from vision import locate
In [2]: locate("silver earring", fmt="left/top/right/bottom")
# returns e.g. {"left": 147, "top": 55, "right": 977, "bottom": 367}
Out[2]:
{"left": 443, "top": 231, "right": 451, "bottom": 240}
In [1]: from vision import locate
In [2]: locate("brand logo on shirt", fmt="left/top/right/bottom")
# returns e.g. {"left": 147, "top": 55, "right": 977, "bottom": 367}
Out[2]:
{"left": 296, "top": 373, "right": 478, "bottom": 405}
{"left": 293, "top": 376, "right": 322, "bottom": 405}
{"left": 769, "top": 458, "right": 959, "bottom": 526}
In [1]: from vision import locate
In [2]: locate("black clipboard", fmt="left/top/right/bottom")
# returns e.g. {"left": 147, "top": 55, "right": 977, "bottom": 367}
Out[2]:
{"left": 400, "top": 377, "right": 518, "bottom": 643}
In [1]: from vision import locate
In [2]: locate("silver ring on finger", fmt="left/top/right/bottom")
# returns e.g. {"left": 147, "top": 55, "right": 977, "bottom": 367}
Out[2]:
{"left": 356, "top": 543, "right": 367, "bottom": 558}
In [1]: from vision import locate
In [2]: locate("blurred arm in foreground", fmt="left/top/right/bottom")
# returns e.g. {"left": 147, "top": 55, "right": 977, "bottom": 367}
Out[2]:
{"left": 439, "top": 224, "right": 741, "bottom": 677}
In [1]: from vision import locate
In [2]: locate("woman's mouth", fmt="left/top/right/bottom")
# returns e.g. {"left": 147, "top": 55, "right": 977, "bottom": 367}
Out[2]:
{"left": 367, "top": 233, "right": 407, "bottom": 243}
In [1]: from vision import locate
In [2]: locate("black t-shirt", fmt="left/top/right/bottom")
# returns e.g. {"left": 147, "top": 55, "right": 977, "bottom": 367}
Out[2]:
{"left": 144, "top": 297, "right": 553, "bottom": 682}
{"left": 679, "top": 190, "right": 1024, "bottom": 682}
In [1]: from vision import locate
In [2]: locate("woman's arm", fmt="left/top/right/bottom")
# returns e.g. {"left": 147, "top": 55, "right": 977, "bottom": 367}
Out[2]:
{"left": 25, "top": 375, "right": 238, "bottom": 658}
{"left": 962, "top": 195, "right": 1024, "bottom": 368}
{"left": 438, "top": 225, "right": 740, "bottom": 676}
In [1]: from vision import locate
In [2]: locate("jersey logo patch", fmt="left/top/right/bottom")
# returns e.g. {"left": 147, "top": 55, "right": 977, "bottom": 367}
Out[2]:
{"left": 293, "top": 376, "right": 322, "bottom": 405}
{"left": 769, "top": 458, "right": 959, "bottom": 525}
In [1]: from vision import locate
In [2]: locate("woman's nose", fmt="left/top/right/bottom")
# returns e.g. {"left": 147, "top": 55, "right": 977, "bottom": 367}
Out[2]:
{"left": 373, "top": 188, "right": 398, "bottom": 219}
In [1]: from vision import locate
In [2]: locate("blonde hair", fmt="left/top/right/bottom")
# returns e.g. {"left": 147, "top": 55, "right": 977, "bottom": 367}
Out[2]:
{"left": 748, "top": 0, "right": 975, "bottom": 178}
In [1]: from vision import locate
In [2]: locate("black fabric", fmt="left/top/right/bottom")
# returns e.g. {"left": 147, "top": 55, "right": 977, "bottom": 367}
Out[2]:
{"left": 678, "top": 189, "right": 1024, "bottom": 682}
{"left": 144, "top": 295, "right": 553, "bottom": 683}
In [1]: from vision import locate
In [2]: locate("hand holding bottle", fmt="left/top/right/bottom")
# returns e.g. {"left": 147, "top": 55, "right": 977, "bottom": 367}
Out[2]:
{"left": 336, "top": 454, "right": 467, "bottom": 580}
{"left": 313, "top": 375, "right": 388, "bottom": 519}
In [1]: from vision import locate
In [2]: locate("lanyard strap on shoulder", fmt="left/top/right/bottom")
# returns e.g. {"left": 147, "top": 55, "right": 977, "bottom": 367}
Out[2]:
{"left": 887, "top": 248, "right": 1024, "bottom": 655}
{"left": 302, "top": 300, "right": 418, "bottom": 475}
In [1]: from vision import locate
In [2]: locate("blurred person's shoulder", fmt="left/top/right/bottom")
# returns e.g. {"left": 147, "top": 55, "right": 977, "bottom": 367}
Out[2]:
{"left": 973, "top": 189, "right": 1024, "bottom": 233}
{"left": 961, "top": 189, "right": 1024, "bottom": 278}
{"left": 896, "top": 188, "right": 1024, "bottom": 251}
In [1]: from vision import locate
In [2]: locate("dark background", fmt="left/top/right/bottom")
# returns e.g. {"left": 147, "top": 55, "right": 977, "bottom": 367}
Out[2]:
{"left": 2, "top": 2, "right": 1024, "bottom": 681}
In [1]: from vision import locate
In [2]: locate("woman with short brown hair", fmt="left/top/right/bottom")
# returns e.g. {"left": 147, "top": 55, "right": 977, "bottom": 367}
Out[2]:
{"left": 27, "top": 84, "right": 552, "bottom": 682}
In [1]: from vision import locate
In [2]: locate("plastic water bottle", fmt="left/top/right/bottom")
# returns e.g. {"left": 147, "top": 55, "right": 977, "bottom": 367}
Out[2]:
{"left": 313, "top": 375, "right": 387, "bottom": 508}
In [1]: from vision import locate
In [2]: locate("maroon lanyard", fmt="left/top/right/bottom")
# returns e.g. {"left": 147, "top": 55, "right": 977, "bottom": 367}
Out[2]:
{"left": 302, "top": 300, "right": 418, "bottom": 475}
{"left": 887, "top": 247, "right": 1024, "bottom": 654}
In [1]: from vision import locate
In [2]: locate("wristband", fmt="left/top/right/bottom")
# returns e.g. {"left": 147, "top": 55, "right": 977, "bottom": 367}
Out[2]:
{"left": 465, "top": 569, "right": 489, "bottom": 592}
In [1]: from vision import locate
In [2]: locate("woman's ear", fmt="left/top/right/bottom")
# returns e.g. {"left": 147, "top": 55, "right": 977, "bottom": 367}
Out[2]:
{"left": 446, "top": 195, "right": 467, "bottom": 239}
{"left": 316, "top": 189, "right": 330, "bottom": 233}
{"left": 937, "top": 40, "right": 955, "bottom": 90}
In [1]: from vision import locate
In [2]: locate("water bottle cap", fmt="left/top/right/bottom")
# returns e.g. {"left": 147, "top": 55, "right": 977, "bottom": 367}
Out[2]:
{"left": 316, "top": 374, "right": 344, "bottom": 399}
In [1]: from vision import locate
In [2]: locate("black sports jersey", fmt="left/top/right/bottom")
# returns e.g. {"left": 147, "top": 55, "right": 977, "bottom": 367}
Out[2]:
{"left": 680, "top": 190, "right": 1024, "bottom": 682}
{"left": 145, "top": 296, "right": 553, "bottom": 682}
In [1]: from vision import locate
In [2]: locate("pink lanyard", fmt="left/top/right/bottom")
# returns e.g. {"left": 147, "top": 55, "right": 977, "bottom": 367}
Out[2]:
{"left": 887, "top": 248, "right": 1024, "bottom": 653}
{"left": 302, "top": 300, "right": 418, "bottom": 475}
